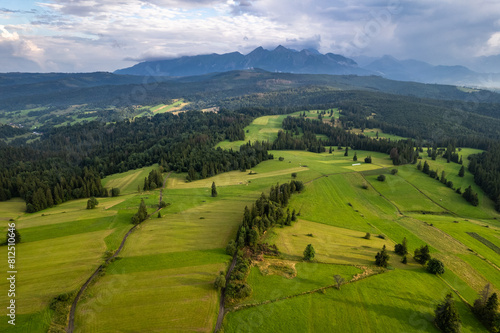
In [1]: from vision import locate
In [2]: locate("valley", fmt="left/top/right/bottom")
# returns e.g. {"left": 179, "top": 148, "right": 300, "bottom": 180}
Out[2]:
{"left": 1, "top": 110, "right": 499, "bottom": 332}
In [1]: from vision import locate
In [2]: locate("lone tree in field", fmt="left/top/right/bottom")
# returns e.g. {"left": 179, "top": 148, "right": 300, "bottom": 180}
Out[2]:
{"left": 333, "top": 275, "right": 345, "bottom": 290}
{"left": 427, "top": 258, "right": 445, "bottom": 275}
{"left": 394, "top": 237, "right": 408, "bottom": 255}
{"left": 86, "top": 197, "right": 99, "bottom": 209}
{"left": 458, "top": 165, "right": 465, "bottom": 177}
{"left": 131, "top": 199, "right": 148, "bottom": 224}
{"left": 375, "top": 245, "right": 390, "bottom": 268}
{"left": 211, "top": 182, "right": 218, "bottom": 197}
{"left": 434, "top": 293, "right": 461, "bottom": 333}
{"left": 414, "top": 245, "right": 431, "bottom": 265}
{"left": 344, "top": 147, "right": 349, "bottom": 156}
{"left": 303, "top": 244, "right": 315, "bottom": 261}
{"left": 353, "top": 152, "right": 358, "bottom": 161}
{"left": 111, "top": 187, "right": 120, "bottom": 197}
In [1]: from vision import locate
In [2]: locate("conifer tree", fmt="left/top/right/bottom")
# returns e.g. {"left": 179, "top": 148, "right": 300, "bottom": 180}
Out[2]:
{"left": 458, "top": 165, "right": 465, "bottom": 177}
{"left": 344, "top": 147, "right": 349, "bottom": 157}
{"left": 211, "top": 182, "right": 218, "bottom": 197}
{"left": 423, "top": 161, "right": 430, "bottom": 174}
{"left": 435, "top": 293, "right": 461, "bottom": 333}
{"left": 414, "top": 245, "right": 431, "bottom": 264}
{"left": 483, "top": 293, "right": 499, "bottom": 332}
{"left": 131, "top": 199, "right": 148, "bottom": 224}
{"left": 353, "top": 152, "right": 358, "bottom": 161}
{"left": 303, "top": 244, "right": 315, "bottom": 261}
{"left": 375, "top": 245, "right": 390, "bottom": 267}
{"left": 395, "top": 237, "right": 408, "bottom": 255}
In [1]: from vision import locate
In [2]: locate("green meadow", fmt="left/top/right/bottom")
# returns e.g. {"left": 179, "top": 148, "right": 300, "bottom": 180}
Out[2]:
{"left": 1, "top": 113, "right": 499, "bottom": 332}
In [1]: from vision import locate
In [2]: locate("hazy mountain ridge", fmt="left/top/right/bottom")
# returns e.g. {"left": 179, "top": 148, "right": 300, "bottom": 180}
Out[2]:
{"left": 114, "top": 46, "right": 369, "bottom": 77}
{"left": 115, "top": 46, "right": 500, "bottom": 88}
{"left": 363, "top": 55, "right": 500, "bottom": 88}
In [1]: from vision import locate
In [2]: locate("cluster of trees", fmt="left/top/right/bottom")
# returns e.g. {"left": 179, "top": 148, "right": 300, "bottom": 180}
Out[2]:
{"left": 413, "top": 244, "right": 445, "bottom": 275}
{"left": 225, "top": 254, "right": 252, "bottom": 301}
{"left": 468, "top": 147, "right": 500, "bottom": 212}
{"left": 473, "top": 284, "right": 500, "bottom": 332}
{"left": 143, "top": 169, "right": 163, "bottom": 191}
{"left": 375, "top": 245, "right": 390, "bottom": 268}
{"left": 462, "top": 185, "right": 480, "bottom": 206}
{"left": 417, "top": 160, "right": 479, "bottom": 206}
{"left": 223, "top": 181, "right": 304, "bottom": 302}
{"left": 235, "top": 181, "right": 303, "bottom": 248}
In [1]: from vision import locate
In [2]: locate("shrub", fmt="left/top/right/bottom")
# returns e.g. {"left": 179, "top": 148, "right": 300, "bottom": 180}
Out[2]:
{"left": 377, "top": 174, "right": 386, "bottom": 182}
{"left": 111, "top": 188, "right": 120, "bottom": 197}
{"left": 363, "top": 232, "right": 371, "bottom": 240}
{"left": 391, "top": 168, "right": 398, "bottom": 175}
{"left": 427, "top": 258, "right": 445, "bottom": 275}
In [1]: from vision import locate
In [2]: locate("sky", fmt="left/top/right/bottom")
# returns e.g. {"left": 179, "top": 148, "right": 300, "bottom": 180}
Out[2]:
{"left": 1, "top": 0, "right": 500, "bottom": 73}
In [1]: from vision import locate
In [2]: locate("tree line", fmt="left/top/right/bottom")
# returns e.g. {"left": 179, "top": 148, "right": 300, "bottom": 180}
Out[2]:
{"left": 468, "top": 146, "right": 500, "bottom": 212}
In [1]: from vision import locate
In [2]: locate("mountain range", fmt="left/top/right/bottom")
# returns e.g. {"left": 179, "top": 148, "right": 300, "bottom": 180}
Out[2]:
{"left": 115, "top": 45, "right": 369, "bottom": 77}
{"left": 115, "top": 46, "right": 500, "bottom": 88}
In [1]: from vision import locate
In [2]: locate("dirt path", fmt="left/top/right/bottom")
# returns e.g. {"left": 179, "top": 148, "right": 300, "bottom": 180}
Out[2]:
{"left": 66, "top": 172, "right": 171, "bottom": 333}
{"left": 214, "top": 251, "right": 238, "bottom": 332}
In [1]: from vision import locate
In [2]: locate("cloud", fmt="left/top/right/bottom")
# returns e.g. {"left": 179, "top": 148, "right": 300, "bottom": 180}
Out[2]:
{"left": 2, "top": 0, "right": 500, "bottom": 72}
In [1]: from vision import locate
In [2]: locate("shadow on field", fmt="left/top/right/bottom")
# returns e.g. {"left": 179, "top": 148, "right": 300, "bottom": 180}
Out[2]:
{"left": 329, "top": 297, "right": 434, "bottom": 331}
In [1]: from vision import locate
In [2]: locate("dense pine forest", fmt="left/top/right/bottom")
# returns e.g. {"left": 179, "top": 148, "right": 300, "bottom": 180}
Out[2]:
{"left": 0, "top": 111, "right": 269, "bottom": 211}
{"left": 1, "top": 72, "right": 500, "bottom": 214}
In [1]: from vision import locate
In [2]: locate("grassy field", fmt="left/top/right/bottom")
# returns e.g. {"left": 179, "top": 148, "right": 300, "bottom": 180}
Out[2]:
{"left": 224, "top": 269, "right": 486, "bottom": 333}
{"left": 352, "top": 128, "right": 407, "bottom": 141}
{"left": 150, "top": 99, "right": 188, "bottom": 114}
{"left": 2, "top": 113, "right": 499, "bottom": 332}
{"left": 216, "top": 115, "right": 288, "bottom": 150}
{"left": 102, "top": 164, "right": 159, "bottom": 194}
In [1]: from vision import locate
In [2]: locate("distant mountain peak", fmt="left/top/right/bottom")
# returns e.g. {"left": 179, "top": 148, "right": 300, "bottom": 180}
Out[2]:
{"left": 273, "top": 45, "right": 289, "bottom": 52}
